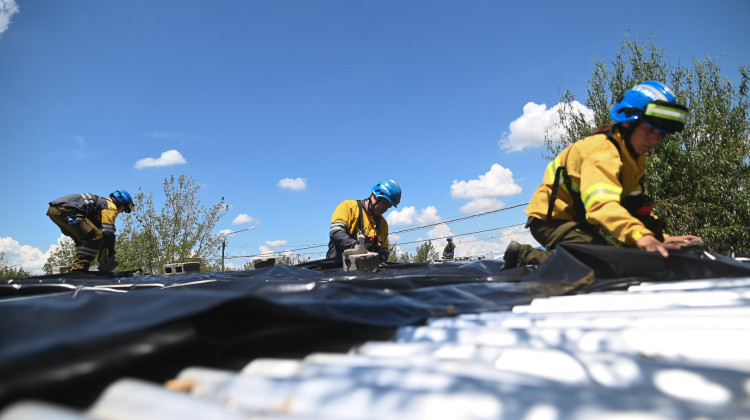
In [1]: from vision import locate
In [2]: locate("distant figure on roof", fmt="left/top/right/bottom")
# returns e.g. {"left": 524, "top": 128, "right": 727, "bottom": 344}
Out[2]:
{"left": 503, "top": 81, "right": 702, "bottom": 270}
{"left": 443, "top": 237, "right": 455, "bottom": 261}
{"left": 47, "top": 190, "right": 135, "bottom": 272}
{"left": 327, "top": 179, "right": 402, "bottom": 267}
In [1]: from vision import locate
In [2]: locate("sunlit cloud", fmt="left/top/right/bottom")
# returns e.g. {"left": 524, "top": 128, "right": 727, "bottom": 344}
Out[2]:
{"left": 451, "top": 163, "right": 522, "bottom": 201}
{"left": 459, "top": 198, "right": 505, "bottom": 214}
{"left": 387, "top": 206, "right": 417, "bottom": 226}
{"left": 416, "top": 206, "right": 441, "bottom": 224}
{"left": 258, "top": 245, "right": 274, "bottom": 256}
{"left": 266, "top": 239, "right": 287, "bottom": 248}
{"left": 499, "top": 101, "right": 594, "bottom": 152}
{"left": 134, "top": 149, "right": 187, "bottom": 169}
{"left": 417, "top": 224, "right": 537, "bottom": 260}
{"left": 0, "top": 0, "right": 20, "bottom": 37}
{"left": 278, "top": 177, "right": 307, "bottom": 191}
{"left": 232, "top": 214, "right": 258, "bottom": 225}
{"left": 387, "top": 206, "right": 442, "bottom": 226}
{"left": 0, "top": 235, "right": 67, "bottom": 275}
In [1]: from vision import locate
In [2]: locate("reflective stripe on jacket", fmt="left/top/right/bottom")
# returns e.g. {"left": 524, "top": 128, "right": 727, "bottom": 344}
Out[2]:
{"left": 525, "top": 129, "right": 656, "bottom": 245}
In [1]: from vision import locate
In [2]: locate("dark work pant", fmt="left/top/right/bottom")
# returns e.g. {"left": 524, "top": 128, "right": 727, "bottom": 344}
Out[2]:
{"left": 517, "top": 217, "right": 614, "bottom": 266}
{"left": 47, "top": 206, "right": 104, "bottom": 271}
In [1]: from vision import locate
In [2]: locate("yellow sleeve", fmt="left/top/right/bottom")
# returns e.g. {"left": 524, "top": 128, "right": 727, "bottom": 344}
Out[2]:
{"left": 330, "top": 200, "right": 358, "bottom": 235}
{"left": 580, "top": 145, "right": 653, "bottom": 244}
{"left": 380, "top": 219, "right": 389, "bottom": 249}
{"left": 100, "top": 200, "right": 119, "bottom": 235}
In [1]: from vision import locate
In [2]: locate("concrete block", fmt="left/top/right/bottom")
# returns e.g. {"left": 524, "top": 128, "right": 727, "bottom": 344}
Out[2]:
{"left": 253, "top": 257, "right": 276, "bottom": 269}
{"left": 345, "top": 252, "right": 380, "bottom": 272}
{"left": 163, "top": 262, "right": 201, "bottom": 275}
{"left": 52, "top": 266, "right": 71, "bottom": 274}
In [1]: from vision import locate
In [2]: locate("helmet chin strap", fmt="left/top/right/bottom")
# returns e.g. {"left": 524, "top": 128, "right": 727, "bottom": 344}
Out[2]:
{"left": 364, "top": 195, "right": 375, "bottom": 214}
{"left": 617, "top": 121, "right": 641, "bottom": 157}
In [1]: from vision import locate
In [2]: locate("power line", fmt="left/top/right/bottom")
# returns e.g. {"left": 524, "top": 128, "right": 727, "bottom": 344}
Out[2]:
{"left": 390, "top": 203, "right": 527, "bottom": 235}
{"left": 225, "top": 222, "right": 526, "bottom": 260}
{"left": 391, "top": 223, "right": 525, "bottom": 246}
{"left": 224, "top": 203, "right": 529, "bottom": 260}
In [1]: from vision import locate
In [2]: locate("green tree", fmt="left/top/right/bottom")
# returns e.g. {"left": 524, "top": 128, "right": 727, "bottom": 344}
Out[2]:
{"left": 414, "top": 241, "right": 439, "bottom": 263}
{"left": 545, "top": 34, "right": 750, "bottom": 254}
{"left": 0, "top": 252, "right": 31, "bottom": 279}
{"left": 274, "top": 254, "right": 311, "bottom": 266}
{"left": 387, "top": 242, "right": 414, "bottom": 263}
{"left": 117, "top": 175, "right": 229, "bottom": 274}
{"left": 42, "top": 238, "right": 76, "bottom": 274}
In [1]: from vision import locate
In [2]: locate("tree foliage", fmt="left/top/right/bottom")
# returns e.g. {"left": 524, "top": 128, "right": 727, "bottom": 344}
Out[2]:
{"left": 545, "top": 34, "right": 750, "bottom": 254}
{"left": 414, "top": 241, "right": 439, "bottom": 263}
{"left": 0, "top": 252, "right": 31, "bottom": 279}
{"left": 387, "top": 242, "right": 413, "bottom": 263}
{"left": 274, "top": 254, "right": 310, "bottom": 266}
{"left": 116, "top": 175, "right": 229, "bottom": 274}
{"left": 42, "top": 238, "right": 75, "bottom": 274}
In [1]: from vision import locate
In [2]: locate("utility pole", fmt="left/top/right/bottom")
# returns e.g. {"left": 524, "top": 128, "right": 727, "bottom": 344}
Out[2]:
{"left": 221, "top": 226, "right": 255, "bottom": 271}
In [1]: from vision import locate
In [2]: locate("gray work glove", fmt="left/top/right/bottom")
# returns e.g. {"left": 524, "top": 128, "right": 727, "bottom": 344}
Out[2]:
{"left": 98, "top": 252, "right": 119, "bottom": 273}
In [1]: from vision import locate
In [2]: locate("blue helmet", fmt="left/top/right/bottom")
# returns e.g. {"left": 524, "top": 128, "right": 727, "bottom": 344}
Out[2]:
{"left": 610, "top": 81, "right": 689, "bottom": 134}
{"left": 372, "top": 179, "right": 402, "bottom": 207}
{"left": 111, "top": 190, "right": 135, "bottom": 213}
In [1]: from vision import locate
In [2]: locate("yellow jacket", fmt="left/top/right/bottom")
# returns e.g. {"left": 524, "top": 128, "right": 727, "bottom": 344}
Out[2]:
{"left": 327, "top": 199, "right": 390, "bottom": 262}
{"left": 525, "top": 129, "right": 660, "bottom": 245}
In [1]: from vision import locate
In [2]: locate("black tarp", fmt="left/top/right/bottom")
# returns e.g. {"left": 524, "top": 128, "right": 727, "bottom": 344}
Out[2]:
{"left": 1, "top": 244, "right": 749, "bottom": 406}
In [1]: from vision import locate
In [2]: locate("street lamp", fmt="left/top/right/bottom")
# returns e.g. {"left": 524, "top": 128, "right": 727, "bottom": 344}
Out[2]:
{"left": 221, "top": 226, "right": 255, "bottom": 271}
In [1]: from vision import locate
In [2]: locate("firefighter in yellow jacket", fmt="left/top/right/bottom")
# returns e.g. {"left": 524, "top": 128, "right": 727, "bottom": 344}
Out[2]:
{"left": 47, "top": 190, "right": 135, "bottom": 272}
{"left": 503, "top": 81, "right": 701, "bottom": 269}
{"left": 327, "top": 180, "right": 402, "bottom": 266}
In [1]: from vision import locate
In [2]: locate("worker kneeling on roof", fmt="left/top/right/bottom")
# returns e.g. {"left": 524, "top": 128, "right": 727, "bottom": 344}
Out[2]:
{"left": 327, "top": 179, "right": 402, "bottom": 267}
{"left": 47, "top": 190, "right": 135, "bottom": 272}
{"left": 503, "top": 81, "right": 702, "bottom": 270}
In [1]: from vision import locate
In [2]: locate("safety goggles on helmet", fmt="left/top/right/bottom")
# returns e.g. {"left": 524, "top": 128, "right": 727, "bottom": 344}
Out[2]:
{"left": 642, "top": 100, "right": 689, "bottom": 134}
{"left": 610, "top": 81, "right": 689, "bottom": 134}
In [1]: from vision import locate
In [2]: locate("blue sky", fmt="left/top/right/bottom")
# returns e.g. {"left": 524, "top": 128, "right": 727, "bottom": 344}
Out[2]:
{"left": 1, "top": 0, "right": 748, "bottom": 272}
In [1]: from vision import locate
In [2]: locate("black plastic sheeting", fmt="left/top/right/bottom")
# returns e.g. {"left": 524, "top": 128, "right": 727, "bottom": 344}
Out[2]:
{"left": 1, "top": 244, "right": 749, "bottom": 407}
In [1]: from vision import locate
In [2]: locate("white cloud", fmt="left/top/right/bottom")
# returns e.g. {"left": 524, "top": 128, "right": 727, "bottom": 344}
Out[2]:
{"left": 134, "top": 149, "right": 187, "bottom": 169}
{"left": 0, "top": 0, "right": 19, "bottom": 37}
{"left": 232, "top": 214, "right": 257, "bottom": 225}
{"left": 387, "top": 206, "right": 417, "bottom": 226}
{"left": 417, "top": 224, "right": 538, "bottom": 260}
{"left": 499, "top": 101, "right": 594, "bottom": 152}
{"left": 258, "top": 245, "right": 274, "bottom": 256}
{"left": 278, "top": 177, "right": 307, "bottom": 191}
{"left": 0, "top": 235, "right": 67, "bottom": 275}
{"left": 416, "top": 206, "right": 441, "bottom": 224}
{"left": 266, "top": 240, "right": 287, "bottom": 248}
{"left": 387, "top": 206, "right": 443, "bottom": 226}
{"left": 459, "top": 198, "right": 505, "bottom": 214}
{"left": 427, "top": 223, "right": 453, "bottom": 240}
{"left": 218, "top": 229, "right": 234, "bottom": 236}
{"left": 451, "top": 163, "right": 522, "bottom": 200}
{"left": 256, "top": 240, "right": 288, "bottom": 257}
